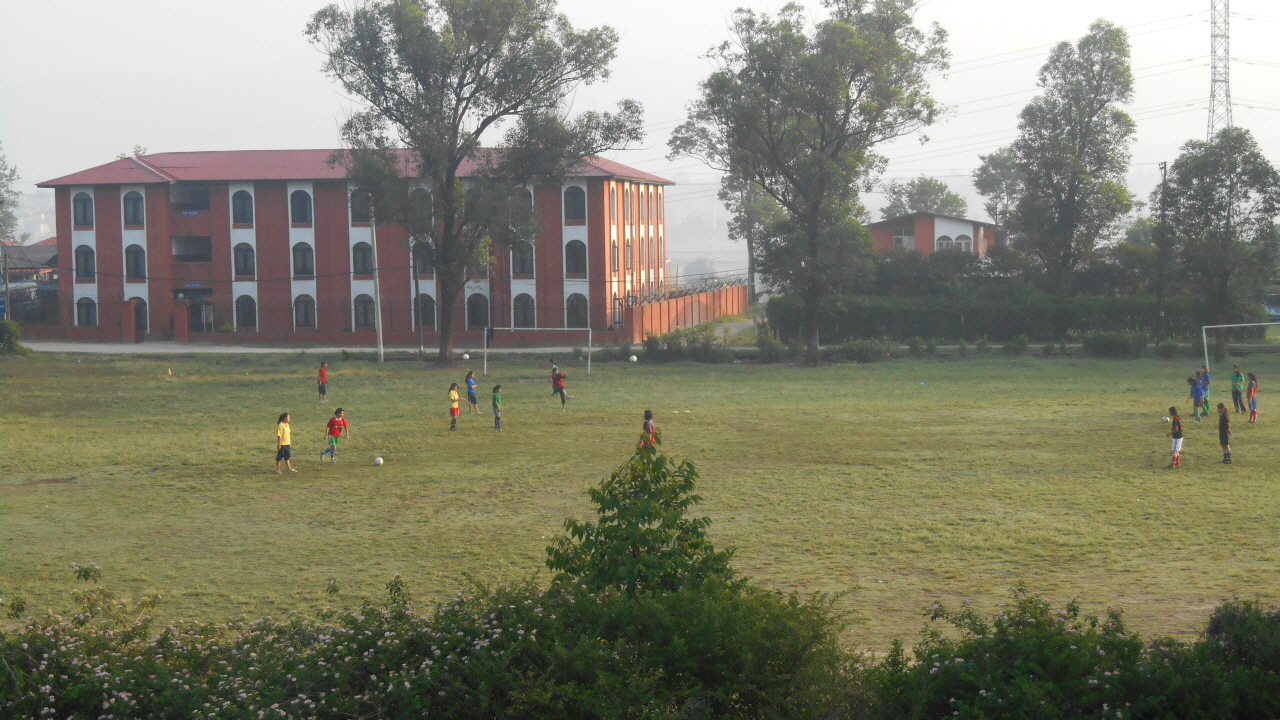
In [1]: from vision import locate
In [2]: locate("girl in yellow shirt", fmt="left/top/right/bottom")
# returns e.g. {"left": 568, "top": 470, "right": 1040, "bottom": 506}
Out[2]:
{"left": 448, "top": 383, "right": 460, "bottom": 431}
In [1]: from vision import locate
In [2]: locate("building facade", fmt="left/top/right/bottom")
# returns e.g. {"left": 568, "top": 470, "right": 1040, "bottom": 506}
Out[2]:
{"left": 37, "top": 150, "right": 679, "bottom": 344}
{"left": 866, "top": 212, "right": 997, "bottom": 257}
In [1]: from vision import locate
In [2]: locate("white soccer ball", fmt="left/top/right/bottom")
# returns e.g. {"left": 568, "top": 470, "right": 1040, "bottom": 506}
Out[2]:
{"left": 1163, "top": 417, "right": 1170, "bottom": 423}
{"left": 374, "top": 456, "right": 384, "bottom": 466}
{"left": 629, "top": 355, "right": 638, "bottom": 363}
{"left": 462, "top": 353, "right": 470, "bottom": 360}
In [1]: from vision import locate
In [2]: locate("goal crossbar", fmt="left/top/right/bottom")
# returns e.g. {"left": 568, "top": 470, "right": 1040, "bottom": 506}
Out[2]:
{"left": 1201, "top": 322, "right": 1280, "bottom": 371}
{"left": 482, "top": 326, "right": 594, "bottom": 377}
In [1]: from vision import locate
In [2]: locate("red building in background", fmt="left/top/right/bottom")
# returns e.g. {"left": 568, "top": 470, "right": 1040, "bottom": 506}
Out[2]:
{"left": 36, "top": 150, "right": 707, "bottom": 345}
{"left": 866, "top": 212, "right": 998, "bottom": 257}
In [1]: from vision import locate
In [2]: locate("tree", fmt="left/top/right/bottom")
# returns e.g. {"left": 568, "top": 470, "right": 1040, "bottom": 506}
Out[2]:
{"left": 972, "top": 146, "right": 1023, "bottom": 230}
{"left": 670, "top": 0, "right": 948, "bottom": 363}
{"left": 880, "top": 175, "right": 967, "bottom": 219}
{"left": 307, "top": 0, "right": 643, "bottom": 363}
{"left": 545, "top": 442, "right": 736, "bottom": 595}
{"left": 1008, "top": 20, "right": 1136, "bottom": 294}
{"left": 718, "top": 173, "right": 784, "bottom": 303}
{"left": 1163, "top": 127, "right": 1280, "bottom": 360}
{"left": 0, "top": 143, "right": 19, "bottom": 243}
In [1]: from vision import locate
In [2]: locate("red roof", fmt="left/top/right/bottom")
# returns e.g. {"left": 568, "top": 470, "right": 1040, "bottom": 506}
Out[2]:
{"left": 38, "top": 150, "right": 671, "bottom": 187}
{"left": 34, "top": 236, "right": 58, "bottom": 246}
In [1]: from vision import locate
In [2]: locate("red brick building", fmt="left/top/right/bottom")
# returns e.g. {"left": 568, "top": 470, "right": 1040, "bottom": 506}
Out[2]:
{"left": 867, "top": 212, "right": 997, "bottom": 257}
{"left": 36, "top": 150, "right": 707, "bottom": 345}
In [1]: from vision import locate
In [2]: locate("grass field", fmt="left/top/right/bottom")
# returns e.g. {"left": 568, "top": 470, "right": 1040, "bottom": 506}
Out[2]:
{"left": 2, "top": 349, "right": 1278, "bottom": 649}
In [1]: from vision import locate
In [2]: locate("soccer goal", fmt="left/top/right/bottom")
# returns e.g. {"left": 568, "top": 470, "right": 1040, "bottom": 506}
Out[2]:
{"left": 481, "top": 326, "right": 596, "bottom": 377}
{"left": 1200, "top": 322, "right": 1280, "bottom": 371}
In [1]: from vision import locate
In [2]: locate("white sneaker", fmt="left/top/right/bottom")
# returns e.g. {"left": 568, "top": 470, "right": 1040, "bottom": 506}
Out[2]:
{"left": 277, "top": 469, "right": 283, "bottom": 474}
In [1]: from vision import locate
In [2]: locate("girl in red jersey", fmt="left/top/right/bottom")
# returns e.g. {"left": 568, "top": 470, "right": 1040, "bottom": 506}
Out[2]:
{"left": 318, "top": 361, "right": 328, "bottom": 403}
{"left": 320, "top": 407, "right": 350, "bottom": 463}
{"left": 641, "top": 409, "right": 657, "bottom": 447}
{"left": 551, "top": 368, "right": 569, "bottom": 413}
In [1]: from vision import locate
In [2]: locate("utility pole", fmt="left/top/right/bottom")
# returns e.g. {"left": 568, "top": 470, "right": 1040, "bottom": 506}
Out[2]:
{"left": 1208, "top": 0, "right": 1232, "bottom": 140}
{"left": 1154, "top": 161, "right": 1169, "bottom": 346}
{"left": 370, "top": 211, "right": 386, "bottom": 364}
{"left": 741, "top": 185, "right": 757, "bottom": 304}
{"left": 411, "top": 239, "right": 425, "bottom": 359}
{"left": 1, "top": 241, "right": 8, "bottom": 321}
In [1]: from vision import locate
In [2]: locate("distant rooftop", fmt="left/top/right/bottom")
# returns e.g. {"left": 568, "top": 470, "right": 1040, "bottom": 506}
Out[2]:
{"left": 38, "top": 150, "right": 672, "bottom": 188}
{"left": 869, "top": 211, "right": 996, "bottom": 227}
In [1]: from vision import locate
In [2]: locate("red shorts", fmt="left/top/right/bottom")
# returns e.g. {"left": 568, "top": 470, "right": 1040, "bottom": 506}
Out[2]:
{"left": 450, "top": 407, "right": 460, "bottom": 416}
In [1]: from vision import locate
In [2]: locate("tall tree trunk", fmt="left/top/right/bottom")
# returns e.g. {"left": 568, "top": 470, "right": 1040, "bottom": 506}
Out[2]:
{"left": 437, "top": 284, "right": 460, "bottom": 365}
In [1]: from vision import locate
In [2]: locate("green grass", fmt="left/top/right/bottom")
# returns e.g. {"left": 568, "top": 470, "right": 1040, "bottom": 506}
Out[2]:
{"left": 2, "top": 350, "right": 1278, "bottom": 649}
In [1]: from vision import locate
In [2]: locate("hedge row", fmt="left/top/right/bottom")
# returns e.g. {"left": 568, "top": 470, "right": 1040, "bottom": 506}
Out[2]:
{"left": 766, "top": 294, "right": 1267, "bottom": 343}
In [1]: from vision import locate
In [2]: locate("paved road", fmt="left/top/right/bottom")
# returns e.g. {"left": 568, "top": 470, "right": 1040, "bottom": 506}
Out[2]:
{"left": 23, "top": 340, "right": 593, "bottom": 355}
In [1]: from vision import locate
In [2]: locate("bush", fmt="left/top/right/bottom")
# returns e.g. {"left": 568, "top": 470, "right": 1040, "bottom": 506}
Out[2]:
{"left": 765, "top": 293, "right": 1267, "bottom": 344}
{"left": 957, "top": 341, "right": 968, "bottom": 357}
{"left": 925, "top": 339, "right": 937, "bottom": 356}
{"left": 907, "top": 337, "right": 924, "bottom": 358}
{"left": 974, "top": 337, "right": 990, "bottom": 355}
{"left": 757, "top": 333, "right": 786, "bottom": 363}
{"left": 1001, "top": 334, "right": 1029, "bottom": 356}
{"left": 840, "top": 339, "right": 889, "bottom": 364}
{"left": 0, "top": 320, "right": 27, "bottom": 356}
{"left": 642, "top": 333, "right": 660, "bottom": 360}
{"left": 1082, "top": 330, "right": 1148, "bottom": 359}
{"left": 1154, "top": 341, "right": 1183, "bottom": 359}
{"left": 572, "top": 346, "right": 583, "bottom": 360}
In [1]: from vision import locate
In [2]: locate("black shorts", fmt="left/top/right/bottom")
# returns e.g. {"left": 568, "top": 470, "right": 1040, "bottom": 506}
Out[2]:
{"left": 468, "top": 391, "right": 478, "bottom": 403}
{"left": 276, "top": 445, "right": 291, "bottom": 461}
{"left": 318, "top": 383, "right": 327, "bottom": 394}
{"left": 1219, "top": 431, "right": 1230, "bottom": 446}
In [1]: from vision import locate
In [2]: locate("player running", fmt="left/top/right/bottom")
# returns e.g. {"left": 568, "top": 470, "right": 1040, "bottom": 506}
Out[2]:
{"left": 320, "top": 407, "right": 350, "bottom": 463}
{"left": 551, "top": 367, "right": 569, "bottom": 413}
{"left": 276, "top": 413, "right": 297, "bottom": 474}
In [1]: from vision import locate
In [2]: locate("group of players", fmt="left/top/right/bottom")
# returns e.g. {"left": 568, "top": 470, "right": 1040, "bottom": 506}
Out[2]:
{"left": 271, "top": 358, "right": 578, "bottom": 473}
{"left": 1167, "top": 363, "right": 1259, "bottom": 468}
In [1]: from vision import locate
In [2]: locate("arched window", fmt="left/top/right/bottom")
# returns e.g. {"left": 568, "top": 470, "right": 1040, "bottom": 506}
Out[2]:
{"left": 513, "top": 293, "right": 535, "bottom": 328}
{"left": 466, "top": 293, "right": 489, "bottom": 330}
{"left": 73, "top": 192, "right": 94, "bottom": 227}
{"left": 935, "top": 236, "right": 953, "bottom": 252}
{"left": 411, "top": 241, "right": 432, "bottom": 275}
{"left": 130, "top": 297, "right": 148, "bottom": 334}
{"left": 76, "top": 297, "right": 97, "bottom": 326}
{"left": 122, "top": 191, "right": 145, "bottom": 226}
{"left": 292, "top": 242, "right": 314, "bottom": 277}
{"left": 125, "top": 244, "right": 146, "bottom": 280}
{"left": 610, "top": 185, "right": 617, "bottom": 220}
{"left": 638, "top": 237, "right": 646, "bottom": 268}
{"left": 955, "top": 234, "right": 973, "bottom": 253}
{"left": 415, "top": 294, "right": 435, "bottom": 330}
{"left": 657, "top": 190, "right": 663, "bottom": 223}
{"left": 563, "top": 186, "right": 586, "bottom": 225}
{"left": 353, "top": 294, "right": 376, "bottom": 328}
{"left": 233, "top": 243, "right": 255, "bottom": 277}
{"left": 351, "top": 242, "right": 374, "bottom": 274}
{"left": 565, "top": 293, "right": 588, "bottom": 328}
{"left": 232, "top": 190, "right": 254, "bottom": 225}
{"left": 409, "top": 188, "right": 432, "bottom": 226}
{"left": 565, "top": 239, "right": 587, "bottom": 275}
{"left": 235, "top": 295, "right": 257, "bottom": 329}
{"left": 290, "top": 190, "right": 312, "bottom": 225}
{"left": 640, "top": 188, "right": 648, "bottom": 223}
{"left": 648, "top": 233, "right": 656, "bottom": 266}
{"left": 611, "top": 239, "right": 619, "bottom": 273}
{"left": 294, "top": 294, "right": 316, "bottom": 328}
{"left": 625, "top": 238, "right": 632, "bottom": 270}
{"left": 74, "top": 245, "right": 96, "bottom": 279}
{"left": 349, "top": 190, "right": 371, "bottom": 224}
{"left": 511, "top": 243, "right": 534, "bottom": 275}
{"left": 624, "top": 187, "right": 631, "bottom": 223}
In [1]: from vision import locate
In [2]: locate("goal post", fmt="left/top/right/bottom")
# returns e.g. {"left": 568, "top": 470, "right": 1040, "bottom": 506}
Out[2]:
{"left": 482, "top": 326, "right": 594, "bottom": 377}
{"left": 1200, "top": 322, "right": 1280, "bottom": 371}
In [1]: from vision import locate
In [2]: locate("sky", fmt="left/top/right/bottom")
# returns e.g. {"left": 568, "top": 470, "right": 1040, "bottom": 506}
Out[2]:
{"left": 3, "top": 0, "right": 1279, "bottom": 277}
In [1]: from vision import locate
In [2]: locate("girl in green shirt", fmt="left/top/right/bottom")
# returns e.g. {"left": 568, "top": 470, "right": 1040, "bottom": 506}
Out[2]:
{"left": 492, "top": 384, "right": 503, "bottom": 431}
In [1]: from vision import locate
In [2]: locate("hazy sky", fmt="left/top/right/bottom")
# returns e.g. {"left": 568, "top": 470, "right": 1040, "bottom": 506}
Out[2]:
{"left": 3, "top": 0, "right": 1278, "bottom": 273}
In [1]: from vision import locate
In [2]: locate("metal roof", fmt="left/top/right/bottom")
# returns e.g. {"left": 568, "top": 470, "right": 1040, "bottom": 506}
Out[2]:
{"left": 38, "top": 150, "right": 672, "bottom": 188}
